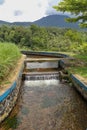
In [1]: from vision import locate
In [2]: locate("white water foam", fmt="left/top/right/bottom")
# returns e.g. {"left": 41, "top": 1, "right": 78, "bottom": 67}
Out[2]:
{"left": 24, "top": 79, "right": 59, "bottom": 87}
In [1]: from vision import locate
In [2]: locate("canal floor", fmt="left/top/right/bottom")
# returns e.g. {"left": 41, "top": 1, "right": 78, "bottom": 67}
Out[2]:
{"left": 0, "top": 79, "right": 87, "bottom": 130}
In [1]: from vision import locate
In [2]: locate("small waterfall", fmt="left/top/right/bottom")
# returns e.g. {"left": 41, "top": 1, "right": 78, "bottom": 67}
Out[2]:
{"left": 24, "top": 79, "right": 59, "bottom": 87}
{"left": 24, "top": 73, "right": 59, "bottom": 81}
{"left": 23, "top": 58, "right": 59, "bottom": 83}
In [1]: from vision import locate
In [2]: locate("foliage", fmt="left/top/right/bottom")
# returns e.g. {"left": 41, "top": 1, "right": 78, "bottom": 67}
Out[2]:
{"left": 53, "top": 0, "right": 87, "bottom": 28}
{"left": 0, "top": 25, "right": 87, "bottom": 80}
{"left": 0, "top": 25, "right": 87, "bottom": 53}
{"left": 0, "top": 42, "right": 21, "bottom": 82}
{"left": 74, "top": 54, "right": 87, "bottom": 62}
{"left": 77, "top": 43, "right": 87, "bottom": 54}
{"left": 67, "top": 52, "right": 87, "bottom": 78}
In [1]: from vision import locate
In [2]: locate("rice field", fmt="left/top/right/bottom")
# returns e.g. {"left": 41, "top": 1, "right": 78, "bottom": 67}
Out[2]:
{"left": 0, "top": 42, "right": 21, "bottom": 83}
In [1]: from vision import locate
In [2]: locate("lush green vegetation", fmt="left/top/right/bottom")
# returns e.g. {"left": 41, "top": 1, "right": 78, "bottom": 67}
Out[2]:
{"left": 68, "top": 53, "right": 87, "bottom": 78}
{"left": 74, "top": 54, "right": 87, "bottom": 62}
{"left": 0, "top": 43, "right": 21, "bottom": 83}
{"left": 53, "top": 0, "right": 87, "bottom": 79}
{"left": 0, "top": 25, "right": 87, "bottom": 53}
{"left": 0, "top": 25, "right": 87, "bottom": 79}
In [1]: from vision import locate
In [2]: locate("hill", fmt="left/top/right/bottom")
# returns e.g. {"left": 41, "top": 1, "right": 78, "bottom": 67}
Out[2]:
{"left": 0, "top": 14, "right": 81, "bottom": 29}
{"left": 33, "top": 15, "right": 79, "bottom": 29}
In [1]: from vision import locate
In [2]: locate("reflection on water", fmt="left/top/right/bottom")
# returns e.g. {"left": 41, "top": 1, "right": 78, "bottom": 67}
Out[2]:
{"left": 0, "top": 79, "right": 87, "bottom": 130}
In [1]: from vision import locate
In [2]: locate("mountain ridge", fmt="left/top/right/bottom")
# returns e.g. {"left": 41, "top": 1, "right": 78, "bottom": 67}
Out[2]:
{"left": 0, "top": 14, "right": 81, "bottom": 29}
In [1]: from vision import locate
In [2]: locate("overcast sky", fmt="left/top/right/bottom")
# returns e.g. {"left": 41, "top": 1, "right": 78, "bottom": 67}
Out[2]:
{"left": 0, "top": 0, "right": 62, "bottom": 22}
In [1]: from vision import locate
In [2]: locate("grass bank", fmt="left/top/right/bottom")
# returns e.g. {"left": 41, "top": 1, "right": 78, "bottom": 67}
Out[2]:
{"left": 0, "top": 42, "right": 21, "bottom": 83}
{"left": 66, "top": 53, "right": 87, "bottom": 79}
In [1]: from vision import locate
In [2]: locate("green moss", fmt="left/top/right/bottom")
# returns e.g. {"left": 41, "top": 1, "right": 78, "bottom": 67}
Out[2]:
{"left": 3, "top": 116, "right": 21, "bottom": 130}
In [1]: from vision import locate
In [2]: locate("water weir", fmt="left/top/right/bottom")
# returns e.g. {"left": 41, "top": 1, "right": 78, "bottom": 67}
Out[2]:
{"left": 0, "top": 51, "right": 87, "bottom": 130}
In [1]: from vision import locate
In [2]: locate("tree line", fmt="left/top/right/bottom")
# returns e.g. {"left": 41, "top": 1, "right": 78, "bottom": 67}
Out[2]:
{"left": 0, "top": 24, "right": 87, "bottom": 53}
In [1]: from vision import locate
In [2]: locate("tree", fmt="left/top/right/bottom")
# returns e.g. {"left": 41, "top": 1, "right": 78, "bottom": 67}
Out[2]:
{"left": 65, "top": 29, "right": 82, "bottom": 43}
{"left": 53, "top": 0, "right": 87, "bottom": 28}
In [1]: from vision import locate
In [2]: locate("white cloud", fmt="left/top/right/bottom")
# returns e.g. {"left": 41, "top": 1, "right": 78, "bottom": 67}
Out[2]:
{"left": 14, "top": 10, "right": 23, "bottom": 16}
{"left": 0, "top": 0, "right": 61, "bottom": 22}
{"left": 45, "top": 0, "right": 62, "bottom": 16}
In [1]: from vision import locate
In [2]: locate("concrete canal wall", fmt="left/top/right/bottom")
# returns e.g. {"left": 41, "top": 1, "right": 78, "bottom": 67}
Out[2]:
{"left": 0, "top": 51, "right": 86, "bottom": 123}
{"left": 0, "top": 56, "right": 25, "bottom": 123}
{"left": 22, "top": 51, "right": 87, "bottom": 101}
{"left": 59, "top": 60, "right": 87, "bottom": 100}
{"left": 21, "top": 51, "right": 68, "bottom": 58}
{"left": 0, "top": 51, "right": 67, "bottom": 123}
{"left": 70, "top": 74, "right": 87, "bottom": 100}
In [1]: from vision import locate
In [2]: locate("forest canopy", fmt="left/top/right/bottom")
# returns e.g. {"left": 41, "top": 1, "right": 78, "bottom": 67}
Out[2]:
{"left": 0, "top": 25, "right": 87, "bottom": 54}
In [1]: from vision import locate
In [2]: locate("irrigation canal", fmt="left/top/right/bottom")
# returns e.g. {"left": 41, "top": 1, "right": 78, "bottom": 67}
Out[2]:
{"left": 0, "top": 55, "right": 87, "bottom": 130}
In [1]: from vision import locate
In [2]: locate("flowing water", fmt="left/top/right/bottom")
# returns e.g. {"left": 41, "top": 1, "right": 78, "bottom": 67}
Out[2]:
{"left": 26, "top": 61, "right": 58, "bottom": 69}
{"left": 0, "top": 59, "right": 87, "bottom": 130}
{"left": 24, "top": 72, "right": 59, "bottom": 80}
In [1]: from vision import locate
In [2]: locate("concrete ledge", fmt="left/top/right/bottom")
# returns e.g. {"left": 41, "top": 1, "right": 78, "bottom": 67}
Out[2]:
{"left": 21, "top": 51, "right": 68, "bottom": 58}
{"left": 0, "top": 56, "right": 25, "bottom": 123}
{"left": 0, "top": 81, "right": 17, "bottom": 102}
{"left": 70, "top": 74, "right": 87, "bottom": 100}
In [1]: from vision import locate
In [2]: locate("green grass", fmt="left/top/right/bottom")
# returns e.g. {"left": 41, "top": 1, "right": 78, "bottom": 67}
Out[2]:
{"left": 74, "top": 54, "right": 87, "bottom": 62}
{"left": 0, "top": 42, "right": 21, "bottom": 83}
{"left": 68, "top": 67, "right": 87, "bottom": 78}
{"left": 67, "top": 53, "right": 87, "bottom": 78}
{"left": 56, "top": 52, "right": 87, "bottom": 78}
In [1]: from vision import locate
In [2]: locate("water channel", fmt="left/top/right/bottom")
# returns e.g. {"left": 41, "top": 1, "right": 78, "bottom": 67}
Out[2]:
{"left": 0, "top": 56, "right": 87, "bottom": 130}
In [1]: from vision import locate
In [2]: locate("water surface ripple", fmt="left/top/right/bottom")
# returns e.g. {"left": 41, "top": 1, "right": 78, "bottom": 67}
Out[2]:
{"left": 0, "top": 79, "right": 87, "bottom": 130}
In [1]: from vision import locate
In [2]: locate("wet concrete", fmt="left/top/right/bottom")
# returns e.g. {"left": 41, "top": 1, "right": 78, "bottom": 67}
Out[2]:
{"left": 0, "top": 79, "right": 87, "bottom": 130}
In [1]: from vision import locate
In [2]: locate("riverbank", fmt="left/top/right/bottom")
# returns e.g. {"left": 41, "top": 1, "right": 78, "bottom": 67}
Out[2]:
{"left": 0, "top": 55, "right": 25, "bottom": 96}
{"left": 69, "top": 54, "right": 87, "bottom": 85}
{"left": 0, "top": 43, "right": 26, "bottom": 123}
{"left": 0, "top": 54, "right": 25, "bottom": 123}
{"left": 0, "top": 43, "right": 21, "bottom": 84}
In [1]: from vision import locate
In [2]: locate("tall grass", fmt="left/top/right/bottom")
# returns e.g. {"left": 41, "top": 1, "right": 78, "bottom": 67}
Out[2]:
{"left": 0, "top": 42, "right": 21, "bottom": 82}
